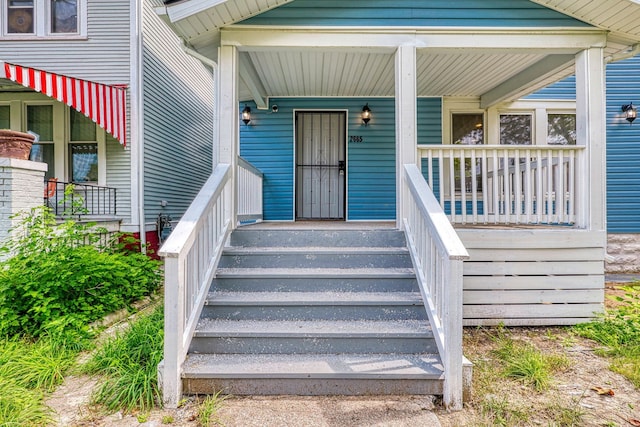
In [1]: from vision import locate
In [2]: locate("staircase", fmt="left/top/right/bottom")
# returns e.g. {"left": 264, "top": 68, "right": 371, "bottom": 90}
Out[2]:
{"left": 181, "top": 225, "right": 445, "bottom": 396}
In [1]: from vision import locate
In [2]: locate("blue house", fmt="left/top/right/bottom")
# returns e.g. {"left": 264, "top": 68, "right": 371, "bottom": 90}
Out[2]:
{"left": 157, "top": 0, "right": 640, "bottom": 410}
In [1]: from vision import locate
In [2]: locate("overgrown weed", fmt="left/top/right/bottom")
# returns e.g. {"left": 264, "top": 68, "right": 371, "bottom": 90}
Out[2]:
{"left": 83, "top": 305, "right": 164, "bottom": 413}
{"left": 197, "top": 391, "right": 228, "bottom": 427}
{"left": 0, "top": 192, "right": 162, "bottom": 423}
{"left": 574, "top": 284, "right": 640, "bottom": 387}
{"left": 491, "top": 326, "right": 570, "bottom": 391}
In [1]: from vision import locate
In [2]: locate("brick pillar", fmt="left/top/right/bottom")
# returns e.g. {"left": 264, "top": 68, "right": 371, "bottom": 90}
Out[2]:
{"left": 0, "top": 158, "right": 47, "bottom": 245}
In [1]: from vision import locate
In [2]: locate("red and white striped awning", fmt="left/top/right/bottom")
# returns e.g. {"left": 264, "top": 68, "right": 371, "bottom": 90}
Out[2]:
{"left": 1, "top": 62, "right": 127, "bottom": 146}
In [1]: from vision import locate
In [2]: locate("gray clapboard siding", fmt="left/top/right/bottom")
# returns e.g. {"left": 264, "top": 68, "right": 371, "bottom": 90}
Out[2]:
{"left": 458, "top": 228, "right": 605, "bottom": 325}
{"left": 0, "top": 0, "right": 130, "bottom": 83}
{"left": 106, "top": 134, "right": 131, "bottom": 223}
{"left": 141, "top": 0, "right": 214, "bottom": 224}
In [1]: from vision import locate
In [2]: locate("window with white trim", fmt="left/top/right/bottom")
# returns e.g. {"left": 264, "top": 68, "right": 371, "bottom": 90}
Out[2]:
{"left": 0, "top": 92, "right": 105, "bottom": 183}
{"left": 3, "top": 0, "right": 85, "bottom": 37}
{"left": 499, "top": 113, "right": 532, "bottom": 145}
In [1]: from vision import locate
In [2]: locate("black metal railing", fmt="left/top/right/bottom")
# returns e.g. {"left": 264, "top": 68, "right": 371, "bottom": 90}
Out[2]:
{"left": 44, "top": 179, "right": 117, "bottom": 217}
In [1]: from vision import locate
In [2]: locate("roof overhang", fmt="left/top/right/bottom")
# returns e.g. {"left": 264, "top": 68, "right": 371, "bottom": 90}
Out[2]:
{"left": 157, "top": 0, "right": 637, "bottom": 108}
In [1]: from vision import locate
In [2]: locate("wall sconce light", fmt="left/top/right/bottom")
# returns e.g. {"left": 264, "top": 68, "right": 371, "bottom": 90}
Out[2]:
{"left": 242, "top": 105, "right": 251, "bottom": 125}
{"left": 361, "top": 103, "right": 371, "bottom": 126}
{"left": 622, "top": 102, "right": 637, "bottom": 125}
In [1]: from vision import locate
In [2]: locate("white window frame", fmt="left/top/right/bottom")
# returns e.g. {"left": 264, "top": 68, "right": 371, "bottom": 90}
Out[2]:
{"left": 1, "top": 0, "right": 87, "bottom": 39}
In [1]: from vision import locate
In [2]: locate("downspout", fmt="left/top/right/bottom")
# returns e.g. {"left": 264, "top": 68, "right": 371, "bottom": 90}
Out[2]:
{"left": 182, "top": 44, "right": 219, "bottom": 169}
{"left": 605, "top": 43, "right": 640, "bottom": 63}
{"left": 132, "top": 0, "right": 146, "bottom": 251}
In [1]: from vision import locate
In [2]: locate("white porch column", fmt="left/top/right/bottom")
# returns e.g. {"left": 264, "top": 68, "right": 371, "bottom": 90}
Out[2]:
{"left": 218, "top": 45, "right": 239, "bottom": 225}
{"left": 575, "top": 47, "right": 606, "bottom": 231}
{"left": 395, "top": 45, "right": 418, "bottom": 229}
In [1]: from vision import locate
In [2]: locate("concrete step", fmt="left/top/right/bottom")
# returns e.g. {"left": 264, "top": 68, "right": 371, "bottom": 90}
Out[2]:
{"left": 218, "top": 247, "right": 413, "bottom": 269}
{"left": 182, "top": 353, "right": 444, "bottom": 395}
{"left": 189, "top": 319, "right": 435, "bottom": 354}
{"left": 213, "top": 268, "right": 419, "bottom": 293}
{"left": 201, "top": 291, "right": 427, "bottom": 321}
{"left": 229, "top": 228, "right": 407, "bottom": 248}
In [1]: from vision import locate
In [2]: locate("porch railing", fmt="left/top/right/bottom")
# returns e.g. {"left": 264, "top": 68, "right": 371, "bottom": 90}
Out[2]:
{"left": 44, "top": 179, "right": 117, "bottom": 217}
{"left": 237, "top": 156, "right": 263, "bottom": 224}
{"left": 158, "top": 163, "right": 233, "bottom": 408}
{"left": 404, "top": 164, "right": 469, "bottom": 411}
{"left": 418, "top": 145, "right": 586, "bottom": 225}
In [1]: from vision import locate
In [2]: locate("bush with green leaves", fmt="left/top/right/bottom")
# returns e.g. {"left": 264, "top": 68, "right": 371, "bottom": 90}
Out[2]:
{"left": 0, "top": 200, "right": 162, "bottom": 340}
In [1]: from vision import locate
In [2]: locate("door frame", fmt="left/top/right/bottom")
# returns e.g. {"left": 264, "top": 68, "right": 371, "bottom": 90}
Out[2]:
{"left": 293, "top": 109, "right": 349, "bottom": 221}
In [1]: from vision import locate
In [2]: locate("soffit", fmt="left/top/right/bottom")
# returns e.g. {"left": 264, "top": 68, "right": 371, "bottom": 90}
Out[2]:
{"left": 532, "top": 0, "right": 640, "bottom": 42}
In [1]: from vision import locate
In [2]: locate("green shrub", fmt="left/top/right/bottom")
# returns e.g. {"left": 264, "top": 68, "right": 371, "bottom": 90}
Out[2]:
{"left": 0, "top": 202, "right": 162, "bottom": 340}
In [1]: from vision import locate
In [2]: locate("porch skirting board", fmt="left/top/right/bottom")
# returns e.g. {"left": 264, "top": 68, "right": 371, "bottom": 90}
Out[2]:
{"left": 606, "top": 233, "right": 640, "bottom": 274}
{"left": 457, "top": 229, "right": 605, "bottom": 326}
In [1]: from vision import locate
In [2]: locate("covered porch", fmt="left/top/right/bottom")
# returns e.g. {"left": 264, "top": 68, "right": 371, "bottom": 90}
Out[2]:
{"left": 155, "top": 0, "right": 622, "bottom": 413}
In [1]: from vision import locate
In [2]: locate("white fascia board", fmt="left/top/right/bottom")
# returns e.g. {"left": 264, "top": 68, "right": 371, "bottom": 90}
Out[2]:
{"left": 166, "top": 0, "right": 230, "bottom": 23}
{"left": 166, "top": 0, "right": 296, "bottom": 24}
{"left": 223, "top": 27, "right": 607, "bottom": 50}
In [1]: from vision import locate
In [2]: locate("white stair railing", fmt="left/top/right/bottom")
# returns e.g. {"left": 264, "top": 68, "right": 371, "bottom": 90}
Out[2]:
{"left": 418, "top": 145, "right": 585, "bottom": 225}
{"left": 238, "top": 156, "right": 263, "bottom": 224}
{"left": 404, "top": 164, "right": 469, "bottom": 411}
{"left": 159, "top": 163, "right": 232, "bottom": 408}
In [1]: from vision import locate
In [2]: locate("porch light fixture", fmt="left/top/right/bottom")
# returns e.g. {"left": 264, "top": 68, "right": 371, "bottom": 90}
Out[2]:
{"left": 361, "top": 103, "right": 371, "bottom": 125}
{"left": 622, "top": 103, "right": 637, "bottom": 125}
{"left": 242, "top": 105, "right": 251, "bottom": 125}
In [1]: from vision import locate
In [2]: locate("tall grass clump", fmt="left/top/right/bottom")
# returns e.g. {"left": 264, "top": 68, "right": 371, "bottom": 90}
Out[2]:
{"left": 0, "top": 194, "right": 162, "bottom": 341}
{"left": 574, "top": 284, "right": 640, "bottom": 386}
{"left": 197, "top": 391, "right": 228, "bottom": 427}
{"left": 0, "top": 336, "right": 76, "bottom": 426}
{"left": 492, "top": 328, "right": 569, "bottom": 391}
{"left": 83, "top": 305, "right": 164, "bottom": 412}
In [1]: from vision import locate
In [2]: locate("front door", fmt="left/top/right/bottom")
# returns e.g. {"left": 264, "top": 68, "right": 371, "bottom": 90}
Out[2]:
{"left": 295, "top": 111, "right": 346, "bottom": 220}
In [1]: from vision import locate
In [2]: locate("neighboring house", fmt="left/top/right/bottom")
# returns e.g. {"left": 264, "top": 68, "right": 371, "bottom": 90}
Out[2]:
{"left": 0, "top": 0, "right": 215, "bottom": 253}
{"left": 155, "top": 0, "right": 640, "bottom": 410}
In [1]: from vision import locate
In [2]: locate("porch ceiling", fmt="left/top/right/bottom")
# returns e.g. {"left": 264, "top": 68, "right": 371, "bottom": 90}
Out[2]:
{"left": 237, "top": 49, "right": 572, "bottom": 103}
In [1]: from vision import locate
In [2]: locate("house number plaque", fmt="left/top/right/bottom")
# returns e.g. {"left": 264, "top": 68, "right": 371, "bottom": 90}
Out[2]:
{"left": 349, "top": 135, "right": 364, "bottom": 143}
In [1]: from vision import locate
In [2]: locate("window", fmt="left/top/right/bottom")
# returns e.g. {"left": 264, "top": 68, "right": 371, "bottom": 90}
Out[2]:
{"left": 3, "top": 0, "right": 83, "bottom": 37}
{"left": 69, "top": 109, "right": 97, "bottom": 182}
{"left": 50, "top": 0, "right": 77, "bottom": 33}
{"left": 27, "top": 104, "right": 55, "bottom": 180}
{"left": 7, "top": 0, "right": 33, "bottom": 34}
{"left": 452, "top": 114, "right": 484, "bottom": 145}
{"left": 452, "top": 113, "right": 484, "bottom": 193}
{"left": 0, "top": 105, "right": 9, "bottom": 128}
{"left": 500, "top": 114, "right": 532, "bottom": 145}
{"left": 547, "top": 113, "right": 576, "bottom": 145}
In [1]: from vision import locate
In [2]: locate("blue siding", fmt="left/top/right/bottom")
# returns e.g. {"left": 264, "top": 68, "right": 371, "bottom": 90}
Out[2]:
{"left": 418, "top": 98, "right": 443, "bottom": 198}
{"left": 239, "top": 0, "right": 589, "bottom": 27}
{"left": 525, "top": 76, "right": 576, "bottom": 100}
{"left": 240, "top": 98, "right": 396, "bottom": 221}
{"left": 606, "top": 55, "right": 640, "bottom": 233}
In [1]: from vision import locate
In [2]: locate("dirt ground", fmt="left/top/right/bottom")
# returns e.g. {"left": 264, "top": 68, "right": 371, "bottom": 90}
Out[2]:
{"left": 46, "top": 284, "right": 640, "bottom": 427}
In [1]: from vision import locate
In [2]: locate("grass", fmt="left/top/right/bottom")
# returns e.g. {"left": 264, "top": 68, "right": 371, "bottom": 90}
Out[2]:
{"left": 492, "top": 327, "right": 570, "bottom": 392}
{"left": 573, "top": 284, "right": 640, "bottom": 387}
{"left": 82, "top": 305, "right": 165, "bottom": 413}
{"left": 462, "top": 327, "right": 583, "bottom": 427}
{"left": 0, "top": 336, "right": 78, "bottom": 426}
{"left": 197, "top": 391, "right": 228, "bottom": 427}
